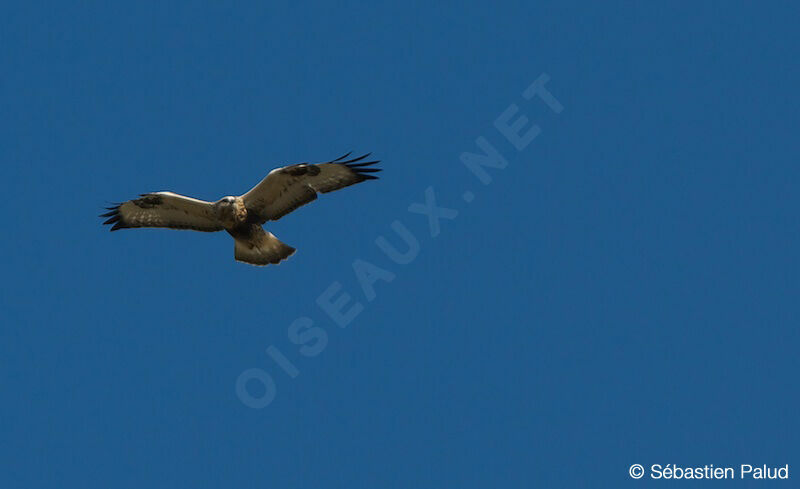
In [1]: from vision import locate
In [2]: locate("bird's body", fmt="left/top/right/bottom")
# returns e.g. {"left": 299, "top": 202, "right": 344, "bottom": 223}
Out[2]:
{"left": 214, "top": 196, "right": 249, "bottom": 229}
{"left": 100, "top": 153, "right": 380, "bottom": 266}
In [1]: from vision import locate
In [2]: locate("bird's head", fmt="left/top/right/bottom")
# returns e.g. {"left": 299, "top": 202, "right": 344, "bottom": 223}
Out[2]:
{"left": 214, "top": 196, "right": 247, "bottom": 226}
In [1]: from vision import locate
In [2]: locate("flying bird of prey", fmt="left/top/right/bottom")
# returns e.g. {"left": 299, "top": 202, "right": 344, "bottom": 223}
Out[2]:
{"left": 100, "top": 152, "right": 381, "bottom": 266}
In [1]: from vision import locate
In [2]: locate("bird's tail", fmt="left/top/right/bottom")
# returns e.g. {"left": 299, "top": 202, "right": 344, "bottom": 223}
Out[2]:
{"left": 233, "top": 227, "right": 296, "bottom": 266}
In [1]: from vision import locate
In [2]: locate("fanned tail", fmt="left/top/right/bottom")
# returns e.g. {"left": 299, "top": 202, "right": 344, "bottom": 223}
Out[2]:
{"left": 233, "top": 226, "right": 296, "bottom": 266}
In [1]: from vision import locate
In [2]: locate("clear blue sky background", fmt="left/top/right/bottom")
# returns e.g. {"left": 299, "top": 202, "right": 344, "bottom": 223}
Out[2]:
{"left": 2, "top": 2, "right": 799, "bottom": 488}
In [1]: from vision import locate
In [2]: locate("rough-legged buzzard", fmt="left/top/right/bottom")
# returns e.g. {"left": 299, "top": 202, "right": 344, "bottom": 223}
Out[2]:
{"left": 100, "top": 153, "right": 381, "bottom": 266}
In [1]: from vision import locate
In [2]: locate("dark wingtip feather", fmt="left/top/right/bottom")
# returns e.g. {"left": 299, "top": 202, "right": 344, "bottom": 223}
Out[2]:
{"left": 100, "top": 203, "right": 124, "bottom": 230}
{"left": 331, "top": 151, "right": 353, "bottom": 162}
{"left": 334, "top": 153, "right": 371, "bottom": 165}
{"left": 346, "top": 161, "right": 379, "bottom": 168}
{"left": 324, "top": 151, "right": 382, "bottom": 181}
{"left": 345, "top": 153, "right": 371, "bottom": 163}
{"left": 342, "top": 154, "right": 381, "bottom": 181}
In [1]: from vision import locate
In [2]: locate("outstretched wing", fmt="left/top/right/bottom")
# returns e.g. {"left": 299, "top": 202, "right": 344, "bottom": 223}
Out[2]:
{"left": 100, "top": 192, "right": 223, "bottom": 232}
{"left": 240, "top": 152, "right": 381, "bottom": 223}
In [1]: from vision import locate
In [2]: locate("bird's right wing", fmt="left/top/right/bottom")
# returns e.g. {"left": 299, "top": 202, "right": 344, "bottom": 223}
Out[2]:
{"left": 240, "top": 152, "right": 381, "bottom": 223}
{"left": 100, "top": 192, "right": 223, "bottom": 232}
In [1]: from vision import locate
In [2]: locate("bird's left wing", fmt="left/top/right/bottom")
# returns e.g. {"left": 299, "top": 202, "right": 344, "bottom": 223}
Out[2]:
{"left": 100, "top": 192, "right": 223, "bottom": 232}
{"left": 240, "top": 152, "right": 381, "bottom": 223}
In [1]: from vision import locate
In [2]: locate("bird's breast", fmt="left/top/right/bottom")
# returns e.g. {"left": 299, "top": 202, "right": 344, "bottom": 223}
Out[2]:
{"left": 233, "top": 198, "right": 248, "bottom": 224}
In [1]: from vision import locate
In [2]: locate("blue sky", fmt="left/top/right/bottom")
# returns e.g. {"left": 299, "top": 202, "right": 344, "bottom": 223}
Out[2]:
{"left": 2, "top": 1, "right": 799, "bottom": 487}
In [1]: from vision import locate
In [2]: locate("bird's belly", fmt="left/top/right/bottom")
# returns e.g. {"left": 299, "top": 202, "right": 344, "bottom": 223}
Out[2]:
{"left": 226, "top": 223, "right": 259, "bottom": 240}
